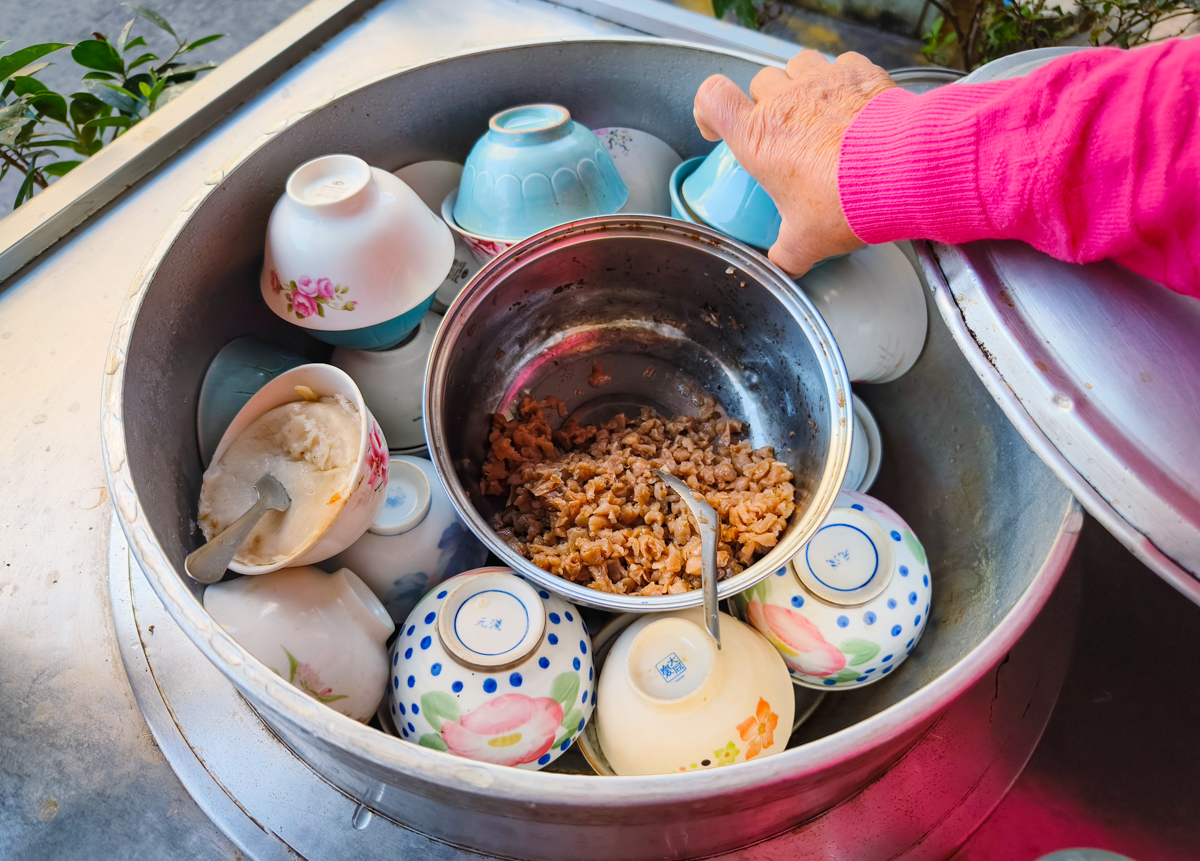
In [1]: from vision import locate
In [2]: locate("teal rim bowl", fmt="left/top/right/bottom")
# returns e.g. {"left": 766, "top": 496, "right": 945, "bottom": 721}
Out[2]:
{"left": 681, "top": 141, "right": 781, "bottom": 250}
{"left": 668, "top": 156, "right": 706, "bottom": 224}
{"left": 453, "top": 104, "right": 628, "bottom": 241}
{"left": 196, "top": 337, "right": 307, "bottom": 466}
{"left": 308, "top": 294, "right": 436, "bottom": 351}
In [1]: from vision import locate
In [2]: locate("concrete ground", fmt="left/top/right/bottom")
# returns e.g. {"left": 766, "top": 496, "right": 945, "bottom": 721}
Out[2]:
{"left": 0, "top": 0, "right": 310, "bottom": 212}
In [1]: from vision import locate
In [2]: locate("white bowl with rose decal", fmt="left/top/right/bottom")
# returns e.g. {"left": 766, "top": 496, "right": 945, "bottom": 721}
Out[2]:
{"left": 198, "top": 363, "right": 389, "bottom": 575}
{"left": 261, "top": 154, "right": 455, "bottom": 350}
{"left": 389, "top": 567, "right": 594, "bottom": 770}
{"left": 204, "top": 565, "right": 394, "bottom": 722}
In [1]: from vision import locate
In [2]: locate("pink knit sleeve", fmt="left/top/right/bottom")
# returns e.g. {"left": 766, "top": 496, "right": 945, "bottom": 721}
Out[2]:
{"left": 837, "top": 39, "right": 1200, "bottom": 297}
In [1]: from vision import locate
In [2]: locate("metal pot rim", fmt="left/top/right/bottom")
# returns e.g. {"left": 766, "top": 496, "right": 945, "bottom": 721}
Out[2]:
{"left": 101, "top": 35, "right": 1079, "bottom": 808}
{"left": 425, "top": 214, "right": 852, "bottom": 612}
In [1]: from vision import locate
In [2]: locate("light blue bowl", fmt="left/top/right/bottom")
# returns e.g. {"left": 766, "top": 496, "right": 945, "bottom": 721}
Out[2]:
{"left": 197, "top": 337, "right": 307, "bottom": 466}
{"left": 681, "top": 142, "right": 781, "bottom": 250}
{"left": 309, "top": 294, "right": 436, "bottom": 351}
{"left": 668, "top": 156, "right": 706, "bottom": 223}
{"left": 453, "top": 104, "right": 628, "bottom": 241}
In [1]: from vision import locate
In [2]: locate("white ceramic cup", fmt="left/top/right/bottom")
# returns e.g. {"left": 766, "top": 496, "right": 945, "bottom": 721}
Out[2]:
{"left": 331, "top": 312, "right": 441, "bottom": 451}
{"left": 595, "top": 607, "right": 794, "bottom": 775}
{"left": 592, "top": 127, "right": 682, "bottom": 217}
{"left": 796, "top": 242, "right": 928, "bottom": 383}
{"left": 327, "top": 454, "right": 488, "bottom": 623}
{"left": 206, "top": 363, "right": 388, "bottom": 574}
{"left": 843, "top": 393, "right": 882, "bottom": 493}
{"left": 262, "top": 154, "right": 454, "bottom": 332}
{"left": 441, "top": 189, "right": 516, "bottom": 265}
{"left": 203, "top": 565, "right": 394, "bottom": 722}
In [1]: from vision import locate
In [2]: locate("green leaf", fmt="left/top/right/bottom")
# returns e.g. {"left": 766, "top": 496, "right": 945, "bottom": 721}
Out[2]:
{"left": 69, "top": 92, "right": 106, "bottom": 125}
{"left": 72, "top": 40, "right": 125, "bottom": 74}
{"left": 123, "top": 36, "right": 148, "bottom": 53}
{"left": 11, "top": 62, "right": 52, "bottom": 79}
{"left": 839, "top": 638, "right": 881, "bottom": 667}
{"left": 117, "top": 18, "right": 136, "bottom": 53}
{"left": 903, "top": 530, "right": 927, "bottom": 567}
{"left": 17, "top": 167, "right": 42, "bottom": 206}
{"left": 26, "top": 137, "right": 84, "bottom": 149}
{"left": 160, "top": 61, "right": 216, "bottom": 80}
{"left": 830, "top": 669, "right": 863, "bottom": 683}
{"left": 84, "top": 79, "right": 141, "bottom": 115}
{"left": 127, "top": 52, "right": 158, "bottom": 71}
{"left": 155, "top": 81, "right": 193, "bottom": 108}
{"left": 123, "top": 3, "right": 178, "bottom": 40}
{"left": 28, "top": 92, "right": 67, "bottom": 123}
{"left": 549, "top": 672, "right": 580, "bottom": 709}
{"left": 82, "top": 71, "right": 117, "bottom": 81}
{"left": 550, "top": 730, "right": 575, "bottom": 751}
{"left": 284, "top": 648, "right": 300, "bottom": 683}
{"left": 83, "top": 116, "right": 133, "bottom": 130}
{"left": 418, "top": 733, "right": 449, "bottom": 752}
{"left": 180, "top": 34, "right": 225, "bottom": 53}
{"left": 0, "top": 44, "right": 71, "bottom": 82}
{"left": 138, "top": 81, "right": 152, "bottom": 98}
{"left": 561, "top": 707, "right": 582, "bottom": 730}
{"left": 419, "top": 691, "right": 460, "bottom": 730}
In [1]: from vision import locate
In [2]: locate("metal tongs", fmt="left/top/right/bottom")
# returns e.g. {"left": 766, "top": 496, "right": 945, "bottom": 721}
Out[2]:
{"left": 653, "top": 469, "right": 720, "bottom": 649}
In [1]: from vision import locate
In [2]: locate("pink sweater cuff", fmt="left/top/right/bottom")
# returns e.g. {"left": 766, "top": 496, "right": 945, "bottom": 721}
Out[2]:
{"left": 838, "top": 81, "right": 1018, "bottom": 245}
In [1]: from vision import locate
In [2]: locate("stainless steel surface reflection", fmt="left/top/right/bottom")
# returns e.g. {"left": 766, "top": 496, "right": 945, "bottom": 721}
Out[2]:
{"left": 425, "top": 217, "right": 851, "bottom": 613}
{"left": 101, "top": 36, "right": 1078, "bottom": 861}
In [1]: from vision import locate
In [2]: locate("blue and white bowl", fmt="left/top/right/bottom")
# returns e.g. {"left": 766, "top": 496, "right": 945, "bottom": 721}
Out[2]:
{"left": 389, "top": 567, "right": 595, "bottom": 770}
{"left": 328, "top": 453, "right": 487, "bottom": 623}
{"left": 734, "top": 490, "right": 932, "bottom": 690}
{"left": 453, "top": 104, "right": 627, "bottom": 241}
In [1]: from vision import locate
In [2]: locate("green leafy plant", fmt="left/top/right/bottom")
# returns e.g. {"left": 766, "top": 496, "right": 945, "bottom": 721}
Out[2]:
{"left": 712, "top": 0, "right": 765, "bottom": 29}
{"left": 922, "top": 0, "right": 1199, "bottom": 71}
{"left": 0, "top": 3, "right": 222, "bottom": 208}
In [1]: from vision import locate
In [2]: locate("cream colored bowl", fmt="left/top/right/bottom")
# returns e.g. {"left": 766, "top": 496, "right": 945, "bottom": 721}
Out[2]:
{"left": 206, "top": 363, "right": 388, "bottom": 574}
{"left": 595, "top": 608, "right": 794, "bottom": 776}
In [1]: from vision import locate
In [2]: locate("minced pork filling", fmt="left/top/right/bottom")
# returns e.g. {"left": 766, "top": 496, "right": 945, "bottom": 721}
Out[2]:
{"left": 483, "top": 396, "right": 799, "bottom": 596}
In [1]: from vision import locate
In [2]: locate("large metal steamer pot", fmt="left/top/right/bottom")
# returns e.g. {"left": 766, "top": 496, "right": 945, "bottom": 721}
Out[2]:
{"left": 101, "top": 39, "right": 1079, "bottom": 860}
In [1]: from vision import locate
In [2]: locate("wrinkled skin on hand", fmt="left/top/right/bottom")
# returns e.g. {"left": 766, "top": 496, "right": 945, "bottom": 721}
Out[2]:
{"left": 693, "top": 51, "right": 895, "bottom": 276}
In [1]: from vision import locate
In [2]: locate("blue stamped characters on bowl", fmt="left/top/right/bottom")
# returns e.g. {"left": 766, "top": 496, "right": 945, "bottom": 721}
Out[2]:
{"left": 681, "top": 142, "right": 781, "bottom": 251}
{"left": 733, "top": 490, "right": 932, "bottom": 690}
{"left": 389, "top": 567, "right": 594, "bottom": 770}
{"left": 454, "top": 104, "right": 628, "bottom": 241}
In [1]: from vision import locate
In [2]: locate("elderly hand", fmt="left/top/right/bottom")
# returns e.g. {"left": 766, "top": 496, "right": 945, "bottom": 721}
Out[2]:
{"left": 693, "top": 50, "right": 895, "bottom": 276}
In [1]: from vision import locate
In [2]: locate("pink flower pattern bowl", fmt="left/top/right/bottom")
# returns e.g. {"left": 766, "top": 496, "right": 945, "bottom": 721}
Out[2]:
{"left": 734, "top": 490, "right": 933, "bottom": 690}
{"left": 388, "top": 567, "right": 594, "bottom": 770}
{"left": 207, "top": 363, "right": 389, "bottom": 574}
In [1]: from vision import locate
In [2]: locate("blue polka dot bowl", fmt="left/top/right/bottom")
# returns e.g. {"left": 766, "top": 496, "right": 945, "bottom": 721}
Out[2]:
{"left": 388, "top": 567, "right": 594, "bottom": 770}
{"left": 733, "top": 490, "right": 932, "bottom": 691}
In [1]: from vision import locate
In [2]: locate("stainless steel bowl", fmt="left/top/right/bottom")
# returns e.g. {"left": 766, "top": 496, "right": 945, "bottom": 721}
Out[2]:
{"left": 425, "top": 216, "right": 851, "bottom": 611}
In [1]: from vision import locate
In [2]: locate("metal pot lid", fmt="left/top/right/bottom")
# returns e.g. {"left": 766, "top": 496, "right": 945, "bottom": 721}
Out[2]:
{"left": 916, "top": 49, "right": 1200, "bottom": 603}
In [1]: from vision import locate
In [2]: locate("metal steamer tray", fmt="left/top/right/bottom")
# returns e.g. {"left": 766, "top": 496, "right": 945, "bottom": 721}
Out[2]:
{"left": 100, "top": 35, "right": 1083, "bottom": 861}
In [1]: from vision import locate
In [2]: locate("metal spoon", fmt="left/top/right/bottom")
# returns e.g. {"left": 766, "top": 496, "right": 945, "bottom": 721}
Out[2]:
{"left": 184, "top": 474, "right": 291, "bottom": 584}
{"left": 653, "top": 469, "right": 720, "bottom": 649}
